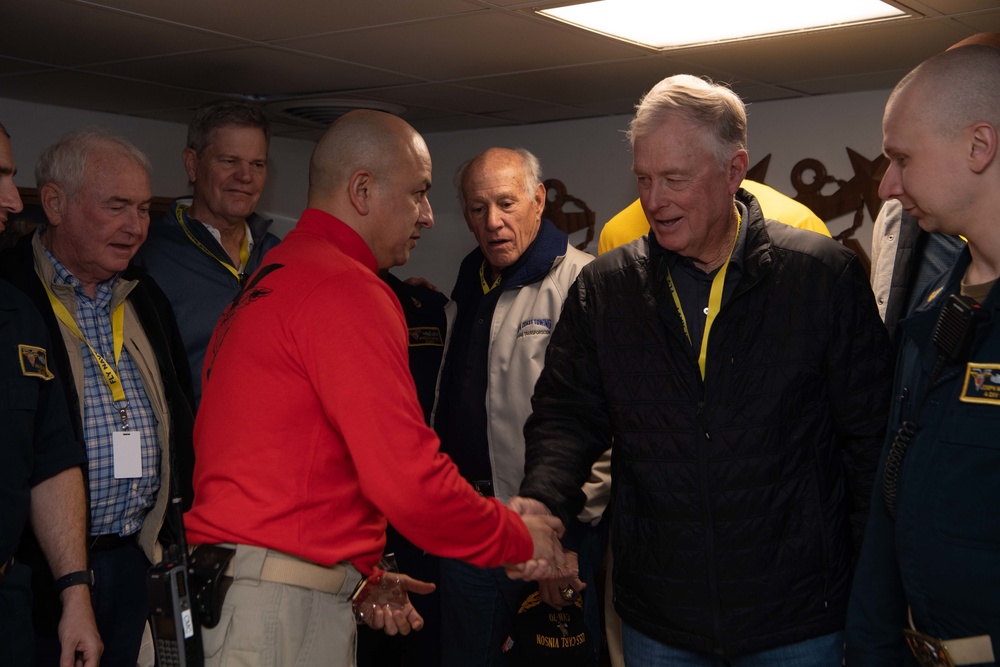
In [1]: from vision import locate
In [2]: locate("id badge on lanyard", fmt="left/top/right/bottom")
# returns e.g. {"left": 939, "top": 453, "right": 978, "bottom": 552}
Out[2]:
{"left": 42, "top": 280, "right": 143, "bottom": 478}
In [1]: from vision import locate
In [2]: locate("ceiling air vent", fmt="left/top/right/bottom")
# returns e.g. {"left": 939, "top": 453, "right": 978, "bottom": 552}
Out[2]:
{"left": 265, "top": 98, "right": 407, "bottom": 128}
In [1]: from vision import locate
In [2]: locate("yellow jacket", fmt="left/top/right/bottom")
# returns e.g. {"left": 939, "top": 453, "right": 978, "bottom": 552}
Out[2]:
{"left": 597, "top": 179, "right": 829, "bottom": 255}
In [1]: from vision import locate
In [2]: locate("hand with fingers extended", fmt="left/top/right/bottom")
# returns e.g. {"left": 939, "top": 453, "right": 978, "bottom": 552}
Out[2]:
{"left": 354, "top": 571, "right": 436, "bottom": 636}
{"left": 537, "top": 548, "right": 587, "bottom": 609}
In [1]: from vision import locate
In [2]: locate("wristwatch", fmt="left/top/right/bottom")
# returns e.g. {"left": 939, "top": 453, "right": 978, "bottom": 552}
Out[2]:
{"left": 54, "top": 569, "right": 95, "bottom": 593}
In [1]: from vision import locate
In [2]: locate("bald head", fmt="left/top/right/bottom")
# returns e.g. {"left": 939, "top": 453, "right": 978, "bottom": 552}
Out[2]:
{"left": 879, "top": 43, "right": 1000, "bottom": 240}
{"left": 457, "top": 147, "right": 542, "bottom": 208}
{"left": 949, "top": 32, "right": 1000, "bottom": 51}
{"left": 308, "top": 109, "right": 427, "bottom": 207}
{"left": 307, "top": 110, "right": 434, "bottom": 269}
{"left": 888, "top": 44, "right": 1000, "bottom": 140}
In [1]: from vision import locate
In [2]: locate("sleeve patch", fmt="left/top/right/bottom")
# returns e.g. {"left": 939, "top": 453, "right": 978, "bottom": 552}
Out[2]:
{"left": 19, "top": 344, "right": 55, "bottom": 380}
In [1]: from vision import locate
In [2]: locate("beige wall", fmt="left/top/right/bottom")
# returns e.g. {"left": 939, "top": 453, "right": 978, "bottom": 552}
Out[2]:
{"left": 0, "top": 88, "right": 890, "bottom": 292}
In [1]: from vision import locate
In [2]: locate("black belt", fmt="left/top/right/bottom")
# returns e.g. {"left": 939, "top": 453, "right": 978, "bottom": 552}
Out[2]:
{"left": 89, "top": 533, "right": 137, "bottom": 552}
{"left": 472, "top": 479, "right": 494, "bottom": 497}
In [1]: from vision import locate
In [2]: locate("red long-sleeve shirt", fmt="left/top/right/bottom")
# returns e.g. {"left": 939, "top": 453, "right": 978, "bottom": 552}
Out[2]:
{"left": 184, "top": 209, "right": 532, "bottom": 574}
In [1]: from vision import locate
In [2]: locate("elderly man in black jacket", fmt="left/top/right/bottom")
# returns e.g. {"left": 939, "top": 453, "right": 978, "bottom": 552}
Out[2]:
{"left": 514, "top": 74, "right": 892, "bottom": 665}
{"left": 0, "top": 128, "right": 195, "bottom": 667}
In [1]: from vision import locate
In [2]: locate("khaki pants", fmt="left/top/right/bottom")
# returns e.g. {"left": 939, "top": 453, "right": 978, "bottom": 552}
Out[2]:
{"left": 605, "top": 544, "right": 625, "bottom": 667}
{"left": 202, "top": 544, "right": 363, "bottom": 667}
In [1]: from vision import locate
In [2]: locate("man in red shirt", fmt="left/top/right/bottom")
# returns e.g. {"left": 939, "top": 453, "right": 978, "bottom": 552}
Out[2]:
{"left": 185, "top": 109, "right": 563, "bottom": 667}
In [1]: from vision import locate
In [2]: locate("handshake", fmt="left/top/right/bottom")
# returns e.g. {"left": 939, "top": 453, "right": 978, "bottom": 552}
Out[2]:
{"left": 355, "top": 495, "right": 580, "bottom": 637}
{"left": 502, "top": 495, "right": 569, "bottom": 581}
{"left": 503, "top": 496, "right": 585, "bottom": 610}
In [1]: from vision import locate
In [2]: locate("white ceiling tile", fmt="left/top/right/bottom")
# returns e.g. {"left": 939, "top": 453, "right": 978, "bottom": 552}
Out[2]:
{"left": 1, "top": 0, "right": 242, "bottom": 66}
{"left": 90, "top": 46, "right": 420, "bottom": 97}
{"left": 276, "top": 11, "right": 648, "bottom": 80}
{"left": 0, "top": 1, "right": 994, "bottom": 134}
{"left": 78, "top": 0, "right": 480, "bottom": 40}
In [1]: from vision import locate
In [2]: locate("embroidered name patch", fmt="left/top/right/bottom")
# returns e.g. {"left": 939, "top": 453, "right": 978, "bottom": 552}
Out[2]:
{"left": 19, "top": 344, "right": 54, "bottom": 380}
{"left": 408, "top": 326, "right": 444, "bottom": 347}
{"left": 516, "top": 318, "right": 553, "bottom": 339}
{"left": 960, "top": 363, "right": 1000, "bottom": 405}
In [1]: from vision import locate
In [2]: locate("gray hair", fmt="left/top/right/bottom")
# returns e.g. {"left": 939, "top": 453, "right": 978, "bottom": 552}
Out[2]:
{"left": 187, "top": 100, "right": 270, "bottom": 155}
{"left": 35, "top": 127, "right": 151, "bottom": 197}
{"left": 627, "top": 74, "right": 747, "bottom": 167}
{"left": 455, "top": 147, "right": 543, "bottom": 208}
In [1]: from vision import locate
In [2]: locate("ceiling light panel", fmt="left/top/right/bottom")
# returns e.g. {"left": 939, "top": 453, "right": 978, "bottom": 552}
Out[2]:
{"left": 538, "top": 0, "right": 908, "bottom": 50}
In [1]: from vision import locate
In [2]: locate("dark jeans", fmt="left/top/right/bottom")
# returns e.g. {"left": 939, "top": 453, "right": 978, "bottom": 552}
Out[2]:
{"left": 439, "top": 559, "right": 526, "bottom": 667}
{"left": 357, "top": 525, "right": 442, "bottom": 667}
{"left": 35, "top": 541, "right": 150, "bottom": 667}
{"left": 622, "top": 624, "right": 845, "bottom": 667}
{"left": 1, "top": 561, "right": 35, "bottom": 666}
{"left": 576, "top": 519, "right": 607, "bottom": 662}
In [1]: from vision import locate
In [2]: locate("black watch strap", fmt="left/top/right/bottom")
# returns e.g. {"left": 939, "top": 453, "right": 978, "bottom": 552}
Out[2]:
{"left": 54, "top": 569, "right": 94, "bottom": 593}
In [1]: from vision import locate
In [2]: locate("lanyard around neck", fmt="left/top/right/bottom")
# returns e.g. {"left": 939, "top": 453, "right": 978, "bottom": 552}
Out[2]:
{"left": 40, "top": 279, "right": 130, "bottom": 428}
{"left": 666, "top": 205, "right": 742, "bottom": 381}
{"left": 480, "top": 259, "right": 501, "bottom": 294}
{"left": 175, "top": 204, "right": 250, "bottom": 284}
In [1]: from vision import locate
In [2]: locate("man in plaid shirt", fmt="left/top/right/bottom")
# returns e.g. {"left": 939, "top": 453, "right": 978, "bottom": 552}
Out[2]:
{"left": 0, "top": 128, "right": 195, "bottom": 667}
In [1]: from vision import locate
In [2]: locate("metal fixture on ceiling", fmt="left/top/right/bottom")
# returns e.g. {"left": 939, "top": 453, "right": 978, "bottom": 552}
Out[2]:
{"left": 265, "top": 98, "right": 408, "bottom": 128}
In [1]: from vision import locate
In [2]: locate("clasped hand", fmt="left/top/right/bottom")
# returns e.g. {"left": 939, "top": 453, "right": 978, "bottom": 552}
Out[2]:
{"left": 503, "top": 496, "right": 576, "bottom": 585}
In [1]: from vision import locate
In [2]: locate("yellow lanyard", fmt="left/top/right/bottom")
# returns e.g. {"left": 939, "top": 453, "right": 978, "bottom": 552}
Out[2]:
{"left": 174, "top": 205, "right": 250, "bottom": 284}
{"left": 41, "top": 280, "right": 130, "bottom": 429}
{"left": 666, "top": 207, "right": 741, "bottom": 381}
{"left": 479, "top": 260, "right": 502, "bottom": 294}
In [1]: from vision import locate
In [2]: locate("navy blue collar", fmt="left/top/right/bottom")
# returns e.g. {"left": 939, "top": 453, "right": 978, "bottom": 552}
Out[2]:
{"left": 496, "top": 219, "right": 569, "bottom": 290}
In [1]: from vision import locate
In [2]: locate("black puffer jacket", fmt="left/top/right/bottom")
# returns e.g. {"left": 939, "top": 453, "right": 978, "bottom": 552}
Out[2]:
{"left": 521, "top": 191, "right": 891, "bottom": 657}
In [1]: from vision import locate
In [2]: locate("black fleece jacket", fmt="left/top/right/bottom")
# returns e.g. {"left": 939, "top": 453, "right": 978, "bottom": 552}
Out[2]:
{"left": 520, "top": 191, "right": 891, "bottom": 658}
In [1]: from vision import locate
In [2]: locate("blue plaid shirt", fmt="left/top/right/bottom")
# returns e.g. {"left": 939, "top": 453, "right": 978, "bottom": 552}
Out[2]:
{"left": 44, "top": 248, "right": 160, "bottom": 537}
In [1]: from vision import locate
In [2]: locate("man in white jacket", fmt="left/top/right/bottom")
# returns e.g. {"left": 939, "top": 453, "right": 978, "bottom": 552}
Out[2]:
{"left": 433, "top": 147, "right": 595, "bottom": 666}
